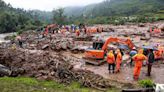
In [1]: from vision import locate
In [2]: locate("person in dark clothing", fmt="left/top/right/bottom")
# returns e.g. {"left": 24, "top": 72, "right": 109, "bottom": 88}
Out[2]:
{"left": 120, "top": 49, "right": 124, "bottom": 56}
{"left": 108, "top": 63, "right": 115, "bottom": 73}
{"left": 16, "top": 36, "right": 23, "bottom": 48}
{"left": 147, "top": 49, "right": 155, "bottom": 76}
{"left": 18, "top": 40, "right": 23, "bottom": 48}
{"left": 143, "top": 48, "right": 149, "bottom": 56}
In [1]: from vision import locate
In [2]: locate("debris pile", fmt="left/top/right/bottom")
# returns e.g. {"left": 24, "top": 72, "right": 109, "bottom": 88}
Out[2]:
{"left": 0, "top": 48, "right": 134, "bottom": 90}
{"left": 50, "top": 38, "right": 74, "bottom": 50}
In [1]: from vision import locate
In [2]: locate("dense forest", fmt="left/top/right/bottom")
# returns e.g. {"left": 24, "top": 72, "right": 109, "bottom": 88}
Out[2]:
{"left": 0, "top": 0, "right": 164, "bottom": 33}
{"left": 65, "top": 0, "right": 164, "bottom": 24}
{"left": 0, "top": 0, "right": 52, "bottom": 33}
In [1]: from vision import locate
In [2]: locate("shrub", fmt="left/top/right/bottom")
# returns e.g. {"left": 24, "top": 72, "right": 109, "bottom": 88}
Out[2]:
{"left": 138, "top": 79, "right": 154, "bottom": 88}
{"left": 16, "top": 30, "right": 23, "bottom": 35}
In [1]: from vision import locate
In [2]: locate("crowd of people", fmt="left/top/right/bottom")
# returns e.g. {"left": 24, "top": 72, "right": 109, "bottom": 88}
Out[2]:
{"left": 41, "top": 23, "right": 104, "bottom": 37}
{"left": 106, "top": 47, "right": 155, "bottom": 80}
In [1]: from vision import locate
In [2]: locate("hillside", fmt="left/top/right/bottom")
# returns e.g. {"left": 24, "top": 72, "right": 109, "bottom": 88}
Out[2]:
{"left": 1, "top": 0, "right": 164, "bottom": 31}
{"left": 64, "top": 0, "right": 164, "bottom": 17}
{"left": 0, "top": 0, "right": 52, "bottom": 33}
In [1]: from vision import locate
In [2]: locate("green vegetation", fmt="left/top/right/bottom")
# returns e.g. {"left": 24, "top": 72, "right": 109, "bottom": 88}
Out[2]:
{"left": 65, "top": 0, "right": 164, "bottom": 17}
{"left": 52, "top": 8, "right": 67, "bottom": 25}
{"left": 65, "top": 0, "right": 164, "bottom": 25}
{"left": 0, "top": 0, "right": 46, "bottom": 33}
{"left": 1, "top": 0, "right": 164, "bottom": 33}
{"left": 0, "top": 77, "right": 119, "bottom": 92}
{"left": 138, "top": 79, "right": 154, "bottom": 88}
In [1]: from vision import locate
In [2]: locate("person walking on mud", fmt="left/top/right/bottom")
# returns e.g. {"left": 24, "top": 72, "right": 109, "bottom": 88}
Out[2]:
{"left": 107, "top": 50, "right": 115, "bottom": 73}
{"left": 132, "top": 49, "right": 147, "bottom": 80}
{"left": 16, "top": 35, "right": 23, "bottom": 48}
{"left": 147, "top": 49, "right": 155, "bottom": 76}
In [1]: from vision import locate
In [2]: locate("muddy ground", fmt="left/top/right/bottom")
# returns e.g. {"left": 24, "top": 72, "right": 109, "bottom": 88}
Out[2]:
{"left": 0, "top": 21, "right": 164, "bottom": 90}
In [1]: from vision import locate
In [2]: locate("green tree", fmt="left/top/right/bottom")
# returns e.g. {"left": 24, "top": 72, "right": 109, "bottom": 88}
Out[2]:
{"left": 0, "top": 12, "right": 18, "bottom": 33}
{"left": 52, "top": 8, "right": 67, "bottom": 25}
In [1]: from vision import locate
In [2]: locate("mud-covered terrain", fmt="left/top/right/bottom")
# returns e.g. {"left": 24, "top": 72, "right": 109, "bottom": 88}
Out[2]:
{"left": 0, "top": 21, "right": 164, "bottom": 90}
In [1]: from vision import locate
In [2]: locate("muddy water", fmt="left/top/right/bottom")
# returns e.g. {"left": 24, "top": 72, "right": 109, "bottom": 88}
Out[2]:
{"left": 0, "top": 33, "right": 15, "bottom": 43}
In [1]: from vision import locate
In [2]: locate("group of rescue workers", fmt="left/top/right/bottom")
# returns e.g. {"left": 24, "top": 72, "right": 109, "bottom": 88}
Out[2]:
{"left": 42, "top": 23, "right": 87, "bottom": 37}
{"left": 42, "top": 23, "right": 103, "bottom": 37}
{"left": 106, "top": 47, "right": 155, "bottom": 80}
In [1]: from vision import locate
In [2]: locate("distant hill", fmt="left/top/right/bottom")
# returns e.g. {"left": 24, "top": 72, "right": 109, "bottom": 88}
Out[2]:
{"left": 64, "top": 0, "right": 164, "bottom": 17}
{"left": 1, "top": 0, "right": 164, "bottom": 31}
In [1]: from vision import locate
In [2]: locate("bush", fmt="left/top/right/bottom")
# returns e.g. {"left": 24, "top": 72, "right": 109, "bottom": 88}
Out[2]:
{"left": 24, "top": 25, "right": 38, "bottom": 31}
{"left": 16, "top": 30, "right": 23, "bottom": 35}
{"left": 138, "top": 79, "right": 154, "bottom": 88}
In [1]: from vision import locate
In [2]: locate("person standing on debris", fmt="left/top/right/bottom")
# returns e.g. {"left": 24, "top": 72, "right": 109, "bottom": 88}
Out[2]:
{"left": 71, "top": 24, "right": 74, "bottom": 32}
{"left": 61, "top": 27, "right": 66, "bottom": 36}
{"left": 132, "top": 49, "right": 147, "bottom": 80}
{"left": 16, "top": 35, "right": 23, "bottom": 48}
{"left": 129, "top": 47, "right": 137, "bottom": 67}
{"left": 107, "top": 50, "right": 115, "bottom": 73}
{"left": 115, "top": 49, "right": 122, "bottom": 73}
{"left": 75, "top": 27, "right": 80, "bottom": 36}
{"left": 147, "top": 49, "right": 155, "bottom": 76}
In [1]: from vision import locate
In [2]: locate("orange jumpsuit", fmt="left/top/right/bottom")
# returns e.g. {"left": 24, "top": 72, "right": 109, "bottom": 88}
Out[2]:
{"left": 44, "top": 28, "right": 49, "bottom": 36}
{"left": 154, "top": 28, "right": 161, "bottom": 33}
{"left": 154, "top": 50, "right": 161, "bottom": 59}
{"left": 150, "top": 28, "right": 152, "bottom": 33}
{"left": 116, "top": 52, "right": 122, "bottom": 72}
{"left": 132, "top": 49, "right": 147, "bottom": 80}
{"left": 61, "top": 29, "right": 66, "bottom": 36}
{"left": 75, "top": 30, "right": 80, "bottom": 36}
{"left": 107, "top": 51, "right": 115, "bottom": 64}
{"left": 107, "top": 51, "right": 115, "bottom": 72}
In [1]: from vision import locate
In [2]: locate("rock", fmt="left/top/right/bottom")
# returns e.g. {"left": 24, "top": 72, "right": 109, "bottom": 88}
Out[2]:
{"left": 42, "top": 44, "right": 49, "bottom": 50}
{"left": 11, "top": 68, "right": 25, "bottom": 77}
{"left": 138, "top": 23, "right": 145, "bottom": 27}
{"left": 0, "top": 64, "right": 12, "bottom": 76}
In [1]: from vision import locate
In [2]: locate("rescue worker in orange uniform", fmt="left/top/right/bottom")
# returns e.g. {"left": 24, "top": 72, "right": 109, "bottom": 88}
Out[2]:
{"left": 107, "top": 50, "right": 115, "bottom": 73}
{"left": 132, "top": 49, "right": 148, "bottom": 80}
{"left": 149, "top": 28, "right": 152, "bottom": 33}
{"left": 75, "top": 29, "right": 80, "bottom": 36}
{"left": 154, "top": 28, "right": 161, "bottom": 33}
{"left": 115, "top": 49, "right": 122, "bottom": 73}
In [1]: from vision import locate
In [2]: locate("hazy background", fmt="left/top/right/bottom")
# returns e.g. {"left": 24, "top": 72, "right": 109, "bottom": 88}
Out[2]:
{"left": 4, "top": 0, "right": 104, "bottom": 11}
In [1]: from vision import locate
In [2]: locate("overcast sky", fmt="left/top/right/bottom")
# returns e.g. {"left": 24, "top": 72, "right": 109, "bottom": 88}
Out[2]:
{"left": 4, "top": 0, "right": 104, "bottom": 11}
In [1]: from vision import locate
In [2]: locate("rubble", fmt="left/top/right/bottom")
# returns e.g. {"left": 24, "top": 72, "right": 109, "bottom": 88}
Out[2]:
{"left": 50, "top": 38, "right": 74, "bottom": 51}
{"left": 0, "top": 64, "right": 11, "bottom": 76}
{"left": 0, "top": 21, "right": 164, "bottom": 90}
{"left": 0, "top": 48, "right": 135, "bottom": 90}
